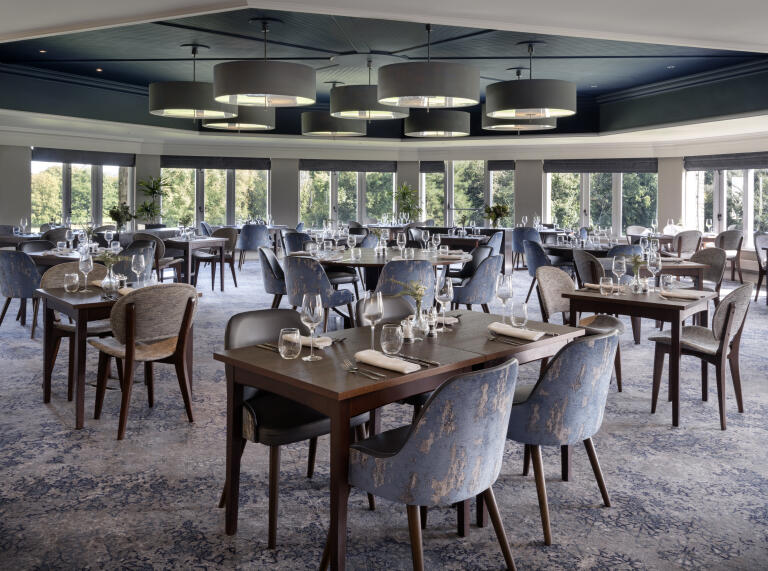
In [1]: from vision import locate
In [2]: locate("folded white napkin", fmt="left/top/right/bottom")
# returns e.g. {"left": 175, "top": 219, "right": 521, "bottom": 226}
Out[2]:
{"left": 488, "top": 322, "right": 545, "bottom": 341}
{"left": 584, "top": 283, "right": 618, "bottom": 292}
{"left": 287, "top": 333, "right": 332, "bottom": 349}
{"left": 437, "top": 316, "right": 459, "bottom": 325}
{"left": 117, "top": 287, "right": 134, "bottom": 296}
{"left": 659, "top": 289, "right": 706, "bottom": 300}
{"left": 390, "top": 256, "right": 404, "bottom": 261}
{"left": 354, "top": 349, "right": 421, "bottom": 374}
{"left": 438, "top": 253, "right": 468, "bottom": 261}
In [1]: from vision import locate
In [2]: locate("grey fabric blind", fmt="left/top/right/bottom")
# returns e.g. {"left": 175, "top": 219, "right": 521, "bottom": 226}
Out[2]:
{"left": 160, "top": 155, "right": 271, "bottom": 170}
{"left": 543, "top": 158, "right": 658, "bottom": 173}
{"left": 487, "top": 160, "right": 516, "bottom": 171}
{"left": 31, "top": 147, "right": 135, "bottom": 167}
{"left": 420, "top": 161, "right": 446, "bottom": 173}
{"left": 684, "top": 152, "right": 768, "bottom": 171}
{"left": 297, "top": 159, "right": 396, "bottom": 172}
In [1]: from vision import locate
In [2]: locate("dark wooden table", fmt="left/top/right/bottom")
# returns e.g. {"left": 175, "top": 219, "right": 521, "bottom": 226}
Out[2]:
{"left": 599, "top": 258, "right": 707, "bottom": 287}
{"left": 544, "top": 244, "right": 612, "bottom": 259}
{"left": 315, "top": 247, "right": 471, "bottom": 269}
{"left": 214, "top": 310, "right": 583, "bottom": 570}
{"left": 164, "top": 236, "right": 227, "bottom": 290}
{"left": 27, "top": 250, "right": 82, "bottom": 268}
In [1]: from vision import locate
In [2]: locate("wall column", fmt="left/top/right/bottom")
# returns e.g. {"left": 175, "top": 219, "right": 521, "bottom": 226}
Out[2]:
{"left": 657, "top": 157, "right": 685, "bottom": 230}
{"left": 514, "top": 160, "right": 545, "bottom": 225}
{"left": 0, "top": 145, "right": 32, "bottom": 226}
{"left": 271, "top": 158, "right": 300, "bottom": 227}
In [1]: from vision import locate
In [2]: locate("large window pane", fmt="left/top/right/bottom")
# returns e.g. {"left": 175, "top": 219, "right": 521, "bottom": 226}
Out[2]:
{"left": 337, "top": 171, "right": 357, "bottom": 224}
{"left": 203, "top": 169, "right": 227, "bottom": 225}
{"left": 589, "top": 173, "right": 612, "bottom": 229}
{"left": 622, "top": 173, "right": 658, "bottom": 231}
{"left": 686, "top": 170, "right": 714, "bottom": 231}
{"left": 755, "top": 169, "right": 768, "bottom": 232}
{"left": 452, "top": 160, "right": 484, "bottom": 226}
{"left": 423, "top": 172, "right": 445, "bottom": 225}
{"left": 365, "top": 172, "right": 394, "bottom": 223}
{"left": 490, "top": 170, "right": 514, "bottom": 227}
{"left": 70, "top": 164, "right": 92, "bottom": 226}
{"left": 726, "top": 170, "right": 744, "bottom": 230}
{"left": 299, "top": 170, "right": 330, "bottom": 228}
{"left": 235, "top": 170, "right": 268, "bottom": 222}
{"left": 31, "top": 161, "right": 63, "bottom": 231}
{"left": 102, "top": 166, "right": 131, "bottom": 226}
{"left": 161, "top": 168, "right": 196, "bottom": 226}
{"left": 549, "top": 173, "right": 580, "bottom": 229}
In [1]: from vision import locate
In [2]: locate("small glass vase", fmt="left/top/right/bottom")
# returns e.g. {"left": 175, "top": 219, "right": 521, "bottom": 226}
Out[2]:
{"left": 629, "top": 273, "right": 643, "bottom": 294}
{"left": 101, "top": 266, "right": 119, "bottom": 297}
{"left": 410, "top": 299, "right": 429, "bottom": 341}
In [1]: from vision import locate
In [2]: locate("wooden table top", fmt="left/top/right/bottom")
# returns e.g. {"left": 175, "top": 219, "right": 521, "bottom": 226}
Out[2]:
{"left": 35, "top": 286, "right": 115, "bottom": 310}
{"left": 563, "top": 288, "right": 718, "bottom": 310}
{"left": 289, "top": 247, "right": 472, "bottom": 268}
{"left": 164, "top": 236, "right": 228, "bottom": 248}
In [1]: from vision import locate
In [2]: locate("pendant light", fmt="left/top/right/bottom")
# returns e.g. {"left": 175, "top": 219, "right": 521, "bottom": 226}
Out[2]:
{"left": 330, "top": 58, "right": 408, "bottom": 119}
{"left": 149, "top": 44, "right": 237, "bottom": 119}
{"left": 213, "top": 19, "right": 315, "bottom": 107}
{"left": 203, "top": 106, "right": 276, "bottom": 130}
{"left": 301, "top": 111, "right": 366, "bottom": 137}
{"left": 404, "top": 109, "right": 470, "bottom": 137}
{"left": 481, "top": 70, "right": 556, "bottom": 131}
{"left": 485, "top": 42, "right": 576, "bottom": 119}
{"left": 378, "top": 24, "right": 479, "bottom": 108}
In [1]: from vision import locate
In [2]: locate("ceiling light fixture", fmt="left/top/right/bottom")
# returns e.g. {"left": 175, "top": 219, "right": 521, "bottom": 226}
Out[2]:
{"left": 203, "top": 106, "right": 276, "bottom": 130}
{"left": 485, "top": 42, "right": 576, "bottom": 119}
{"left": 481, "top": 104, "right": 556, "bottom": 131}
{"left": 149, "top": 44, "right": 237, "bottom": 119}
{"left": 330, "top": 58, "right": 408, "bottom": 120}
{"left": 96, "top": 68, "right": 103, "bottom": 72}
{"left": 404, "top": 109, "right": 470, "bottom": 137}
{"left": 301, "top": 111, "right": 366, "bottom": 137}
{"left": 378, "top": 24, "right": 479, "bottom": 108}
{"left": 39, "top": 49, "right": 47, "bottom": 54}
{"left": 213, "top": 19, "right": 316, "bottom": 107}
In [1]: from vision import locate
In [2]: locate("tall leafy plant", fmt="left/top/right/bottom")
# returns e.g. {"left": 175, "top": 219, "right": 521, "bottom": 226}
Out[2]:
{"left": 395, "top": 183, "right": 420, "bottom": 221}
{"left": 136, "top": 176, "right": 168, "bottom": 224}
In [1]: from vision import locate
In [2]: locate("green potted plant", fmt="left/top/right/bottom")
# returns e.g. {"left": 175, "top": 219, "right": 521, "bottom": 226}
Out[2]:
{"left": 136, "top": 176, "right": 168, "bottom": 226}
{"left": 484, "top": 203, "right": 510, "bottom": 228}
{"left": 107, "top": 202, "right": 134, "bottom": 231}
{"left": 395, "top": 183, "right": 420, "bottom": 222}
{"left": 177, "top": 213, "right": 193, "bottom": 228}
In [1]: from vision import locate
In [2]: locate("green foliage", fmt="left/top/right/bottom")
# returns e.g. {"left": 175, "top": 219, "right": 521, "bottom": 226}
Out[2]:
{"left": 136, "top": 201, "right": 161, "bottom": 223}
{"left": 491, "top": 169, "right": 515, "bottom": 227}
{"left": 70, "top": 165, "right": 92, "bottom": 225}
{"left": 161, "top": 168, "right": 196, "bottom": 225}
{"left": 31, "top": 164, "right": 63, "bottom": 229}
{"left": 300, "top": 171, "right": 330, "bottom": 228}
{"left": 337, "top": 171, "right": 357, "bottom": 223}
{"left": 178, "top": 213, "right": 193, "bottom": 227}
{"left": 453, "top": 160, "right": 484, "bottom": 225}
{"left": 137, "top": 176, "right": 169, "bottom": 223}
{"left": 395, "top": 182, "right": 420, "bottom": 221}
{"left": 234, "top": 170, "right": 268, "bottom": 221}
{"left": 550, "top": 173, "right": 581, "bottom": 229}
{"left": 203, "top": 169, "right": 226, "bottom": 225}
{"left": 107, "top": 202, "right": 133, "bottom": 229}
{"left": 622, "top": 173, "right": 658, "bottom": 231}
{"left": 627, "top": 254, "right": 646, "bottom": 275}
{"left": 423, "top": 173, "right": 445, "bottom": 225}
{"left": 590, "top": 173, "right": 612, "bottom": 228}
{"left": 365, "top": 172, "right": 394, "bottom": 222}
{"left": 393, "top": 279, "right": 427, "bottom": 304}
{"left": 484, "top": 203, "right": 510, "bottom": 228}
{"left": 755, "top": 170, "right": 768, "bottom": 232}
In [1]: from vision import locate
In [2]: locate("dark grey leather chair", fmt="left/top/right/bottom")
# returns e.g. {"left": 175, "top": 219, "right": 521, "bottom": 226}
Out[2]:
{"left": 446, "top": 245, "right": 492, "bottom": 284}
{"left": 19, "top": 240, "right": 55, "bottom": 253}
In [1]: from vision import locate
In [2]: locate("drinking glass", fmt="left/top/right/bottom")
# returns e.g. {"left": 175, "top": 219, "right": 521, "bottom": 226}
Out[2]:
{"left": 278, "top": 328, "right": 302, "bottom": 360}
{"left": 599, "top": 277, "right": 614, "bottom": 296}
{"left": 420, "top": 231, "right": 429, "bottom": 252}
{"left": 436, "top": 277, "right": 454, "bottom": 331}
{"left": 131, "top": 253, "right": 146, "bottom": 286}
{"left": 612, "top": 256, "right": 626, "bottom": 295}
{"left": 431, "top": 233, "right": 441, "bottom": 249}
{"left": 438, "top": 245, "right": 449, "bottom": 256}
{"left": 65, "top": 229, "right": 74, "bottom": 250}
{"left": 639, "top": 236, "right": 650, "bottom": 258}
{"left": 646, "top": 254, "right": 661, "bottom": 292}
{"left": 56, "top": 241, "right": 66, "bottom": 252}
{"left": 64, "top": 273, "right": 79, "bottom": 293}
{"left": 104, "top": 230, "right": 114, "bottom": 244}
{"left": 521, "top": 215, "right": 528, "bottom": 226}
{"left": 110, "top": 241, "right": 121, "bottom": 254}
{"left": 12, "top": 226, "right": 19, "bottom": 236}
{"left": 306, "top": 242, "right": 319, "bottom": 256}
{"left": 20, "top": 217, "right": 28, "bottom": 234}
{"left": 403, "top": 247, "right": 414, "bottom": 260}
{"left": 79, "top": 254, "right": 94, "bottom": 291}
{"left": 322, "top": 240, "right": 334, "bottom": 252}
{"left": 362, "top": 291, "right": 383, "bottom": 351}
{"left": 705, "top": 218, "right": 713, "bottom": 233}
{"left": 495, "top": 274, "right": 512, "bottom": 324}
{"left": 381, "top": 229, "right": 390, "bottom": 242}
{"left": 347, "top": 234, "right": 358, "bottom": 249}
{"left": 511, "top": 302, "right": 528, "bottom": 328}
{"left": 651, "top": 218, "right": 658, "bottom": 234}
{"left": 300, "top": 293, "right": 324, "bottom": 362}
{"left": 396, "top": 231, "right": 406, "bottom": 255}
{"left": 660, "top": 275, "right": 673, "bottom": 294}
{"left": 651, "top": 238, "right": 660, "bottom": 253}
{"left": 380, "top": 324, "right": 404, "bottom": 356}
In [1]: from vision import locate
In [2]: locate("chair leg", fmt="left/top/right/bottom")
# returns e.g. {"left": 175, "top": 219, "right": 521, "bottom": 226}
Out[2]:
{"left": 210, "top": 259, "right": 216, "bottom": 291}
{"left": 192, "top": 260, "right": 200, "bottom": 287}
{"left": 755, "top": 270, "right": 764, "bottom": 301}
{"left": 346, "top": 303, "right": 355, "bottom": 328}
{"left": 525, "top": 278, "right": 536, "bottom": 303}
{"left": 729, "top": 350, "right": 744, "bottom": 413}
{"left": 306, "top": 437, "right": 317, "bottom": 478}
{"left": 614, "top": 344, "right": 622, "bottom": 392}
{"left": 456, "top": 499, "right": 470, "bottom": 537}
{"left": 730, "top": 258, "right": 736, "bottom": 281}
{"left": 701, "top": 360, "right": 708, "bottom": 402}
{"left": 116, "top": 355, "right": 136, "bottom": 440}
{"left": 323, "top": 308, "right": 329, "bottom": 332}
{"left": 715, "top": 357, "right": 727, "bottom": 430}
{"left": 229, "top": 259, "right": 238, "bottom": 287}
{"left": 174, "top": 358, "right": 194, "bottom": 423}
{"left": 583, "top": 438, "right": 611, "bottom": 507}
{"left": 31, "top": 297, "right": 39, "bottom": 338}
{"left": 144, "top": 362, "right": 154, "bottom": 408}
{"left": 406, "top": 505, "right": 425, "bottom": 571}
{"left": 630, "top": 316, "right": 641, "bottom": 345}
{"left": 530, "top": 444, "right": 552, "bottom": 546}
{"left": 94, "top": 352, "right": 110, "bottom": 419}
{"left": 483, "top": 487, "right": 517, "bottom": 571}
{"left": 66, "top": 336, "right": 74, "bottom": 401}
{"left": 651, "top": 345, "right": 665, "bottom": 413}
{"left": 0, "top": 297, "right": 11, "bottom": 327}
{"left": 268, "top": 445, "right": 280, "bottom": 549}
{"left": 736, "top": 255, "right": 744, "bottom": 284}
{"left": 18, "top": 298, "right": 26, "bottom": 325}
{"left": 481, "top": 303, "right": 490, "bottom": 313}
{"left": 420, "top": 505, "right": 428, "bottom": 530}
{"left": 352, "top": 280, "right": 359, "bottom": 301}
{"left": 271, "top": 294, "right": 282, "bottom": 309}
{"left": 523, "top": 444, "right": 531, "bottom": 476}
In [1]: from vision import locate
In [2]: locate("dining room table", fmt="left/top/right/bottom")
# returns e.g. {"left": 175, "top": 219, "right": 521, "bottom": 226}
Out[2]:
{"left": 214, "top": 309, "right": 584, "bottom": 570}
{"left": 163, "top": 235, "right": 228, "bottom": 290}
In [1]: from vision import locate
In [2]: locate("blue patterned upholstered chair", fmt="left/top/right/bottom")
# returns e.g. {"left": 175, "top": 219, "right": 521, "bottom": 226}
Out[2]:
{"left": 523, "top": 240, "right": 552, "bottom": 302}
{"left": 375, "top": 260, "right": 436, "bottom": 309}
{"left": 218, "top": 309, "right": 371, "bottom": 549}
{"left": 606, "top": 244, "right": 642, "bottom": 258}
{"left": 19, "top": 240, "right": 55, "bottom": 254}
{"left": 258, "top": 247, "right": 286, "bottom": 308}
{"left": 284, "top": 232, "right": 314, "bottom": 254}
{"left": 649, "top": 283, "right": 752, "bottom": 430}
{"left": 347, "top": 358, "right": 519, "bottom": 571}
{"left": 511, "top": 226, "right": 541, "bottom": 269}
{"left": 360, "top": 233, "right": 379, "bottom": 248}
{"left": 452, "top": 254, "right": 503, "bottom": 312}
{"left": 199, "top": 221, "right": 213, "bottom": 236}
{"left": 715, "top": 229, "right": 744, "bottom": 283}
{"left": 0, "top": 250, "right": 42, "bottom": 338}
{"left": 284, "top": 255, "right": 355, "bottom": 330}
{"left": 508, "top": 332, "right": 619, "bottom": 545}
{"left": 295, "top": 222, "right": 305, "bottom": 232}
{"left": 754, "top": 232, "right": 768, "bottom": 301}
{"left": 446, "top": 245, "right": 492, "bottom": 284}
{"left": 486, "top": 231, "right": 503, "bottom": 255}
{"left": 236, "top": 224, "right": 271, "bottom": 270}
{"left": 578, "top": 226, "right": 590, "bottom": 240}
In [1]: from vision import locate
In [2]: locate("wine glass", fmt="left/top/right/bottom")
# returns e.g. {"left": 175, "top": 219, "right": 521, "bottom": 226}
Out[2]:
{"left": 612, "top": 256, "right": 626, "bottom": 295}
{"left": 380, "top": 324, "right": 404, "bottom": 356}
{"left": 705, "top": 218, "right": 713, "bottom": 233}
{"left": 20, "top": 217, "right": 28, "bottom": 234}
{"left": 646, "top": 253, "right": 661, "bottom": 292}
{"left": 131, "top": 253, "right": 146, "bottom": 286}
{"left": 511, "top": 302, "right": 528, "bottom": 328}
{"left": 79, "top": 254, "right": 94, "bottom": 292}
{"left": 396, "top": 231, "right": 406, "bottom": 255}
{"left": 104, "top": 230, "right": 114, "bottom": 244}
{"left": 300, "top": 293, "right": 324, "bottom": 362}
{"left": 431, "top": 233, "right": 441, "bottom": 250}
{"left": 278, "top": 328, "right": 302, "bottom": 360}
{"left": 521, "top": 215, "right": 528, "bottom": 226}
{"left": 495, "top": 274, "right": 513, "bottom": 324}
{"left": 436, "top": 277, "right": 454, "bottom": 332}
{"left": 362, "top": 291, "right": 383, "bottom": 351}
{"left": 639, "top": 236, "right": 650, "bottom": 258}
{"left": 650, "top": 218, "right": 658, "bottom": 234}
{"left": 420, "top": 230, "right": 429, "bottom": 252}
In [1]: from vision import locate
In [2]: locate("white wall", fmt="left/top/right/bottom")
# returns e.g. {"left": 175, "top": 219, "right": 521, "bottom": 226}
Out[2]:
{"left": 270, "top": 158, "right": 300, "bottom": 227}
{"left": 514, "top": 160, "right": 545, "bottom": 224}
{"left": 657, "top": 157, "right": 686, "bottom": 227}
{"left": 0, "top": 145, "right": 31, "bottom": 226}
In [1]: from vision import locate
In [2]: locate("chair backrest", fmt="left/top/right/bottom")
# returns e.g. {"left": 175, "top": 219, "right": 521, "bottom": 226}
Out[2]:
{"left": 0, "top": 250, "right": 41, "bottom": 298}
{"left": 110, "top": 283, "right": 197, "bottom": 345}
{"left": 523, "top": 240, "right": 551, "bottom": 277}
{"left": 352, "top": 358, "right": 518, "bottom": 506}
{"left": 573, "top": 249, "right": 605, "bottom": 286}
{"left": 511, "top": 227, "right": 540, "bottom": 254}
{"left": 626, "top": 225, "right": 650, "bottom": 236}
{"left": 348, "top": 220, "right": 362, "bottom": 229}
{"left": 375, "top": 260, "right": 436, "bottom": 307}
{"left": 94, "top": 225, "right": 116, "bottom": 232}
{"left": 126, "top": 239, "right": 156, "bottom": 251}
{"left": 199, "top": 221, "right": 213, "bottom": 236}
{"left": 689, "top": 247, "right": 727, "bottom": 287}
{"left": 295, "top": 222, "right": 305, "bottom": 232}
{"left": 578, "top": 227, "right": 590, "bottom": 240}
{"left": 114, "top": 245, "right": 155, "bottom": 282}
{"left": 349, "top": 227, "right": 368, "bottom": 236}
{"left": 284, "top": 232, "right": 313, "bottom": 254}
{"left": 258, "top": 247, "right": 285, "bottom": 295}
{"left": 41, "top": 227, "right": 70, "bottom": 243}
{"left": 407, "top": 228, "right": 426, "bottom": 242}
{"left": 133, "top": 232, "right": 166, "bottom": 260}
{"left": 486, "top": 231, "right": 503, "bottom": 255}
{"left": 360, "top": 233, "right": 379, "bottom": 248}
{"left": 40, "top": 261, "right": 108, "bottom": 289}
{"left": 238, "top": 224, "right": 271, "bottom": 251}
{"left": 536, "top": 266, "right": 574, "bottom": 320}
{"left": 19, "top": 240, "right": 55, "bottom": 253}
{"left": 453, "top": 254, "right": 503, "bottom": 305}
{"left": 212, "top": 227, "right": 239, "bottom": 253}
{"left": 457, "top": 245, "right": 493, "bottom": 279}
{"left": 712, "top": 283, "right": 753, "bottom": 342}
{"left": 356, "top": 295, "right": 413, "bottom": 326}
{"left": 754, "top": 232, "right": 768, "bottom": 270}
{"left": 606, "top": 244, "right": 642, "bottom": 258}
{"left": 507, "top": 332, "right": 618, "bottom": 446}
{"left": 715, "top": 229, "right": 743, "bottom": 251}
{"left": 673, "top": 230, "right": 702, "bottom": 255}
{"left": 283, "top": 255, "right": 335, "bottom": 307}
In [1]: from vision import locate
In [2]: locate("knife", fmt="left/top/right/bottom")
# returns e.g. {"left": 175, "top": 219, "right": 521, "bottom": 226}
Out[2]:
{"left": 397, "top": 353, "right": 441, "bottom": 366}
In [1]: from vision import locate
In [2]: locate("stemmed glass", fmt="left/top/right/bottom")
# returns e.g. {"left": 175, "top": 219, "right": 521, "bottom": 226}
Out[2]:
{"left": 431, "top": 233, "right": 441, "bottom": 250}
{"left": 396, "top": 232, "right": 406, "bottom": 256}
{"left": 362, "top": 291, "right": 383, "bottom": 351}
{"left": 639, "top": 236, "right": 650, "bottom": 259}
{"left": 300, "top": 293, "right": 324, "bottom": 362}
{"left": 646, "top": 253, "right": 661, "bottom": 293}
{"left": 79, "top": 253, "right": 94, "bottom": 292}
{"left": 436, "top": 276, "right": 454, "bottom": 332}
{"left": 705, "top": 218, "right": 713, "bottom": 233}
{"left": 19, "top": 217, "right": 28, "bottom": 234}
{"left": 521, "top": 215, "right": 528, "bottom": 227}
{"left": 104, "top": 230, "right": 114, "bottom": 245}
{"left": 420, "top": 230, "right": 429, "bottom": 252}
{"left": 612, "top": 256, "right": 626, "bottom": 295}
{"left": 131, "top": 253, "right": 146, "bottom": 287}
{"left": 65, "top": 229, "right": 74, "bottom": 250}
{"left": 495, "top": 274, "right": 513, "bottom": 324}
{"left": 651, "top": 218, "right": 658, "bottom": 234}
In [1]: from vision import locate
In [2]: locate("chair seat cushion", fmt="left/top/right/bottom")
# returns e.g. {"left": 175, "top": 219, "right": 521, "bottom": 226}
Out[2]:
{"left": 649, "top": 325, "right": 719, "bottom": 355}
{"left": 327, "top": 270, "right": 359, "bottom": 285}
{"left": 723, "top": 249, "right": 739, "bottom": 259}
{"left": 88, "top": 336, "right": 178, "bottom": 361}
{"left": 579, "top": 314, "right": 626, "bottom": 335}
{"left": 329, "top": 288, "right": 355, "bottom": 306}
{"left": 349, "top": 425, "right": 410, "bottom": 459}
{"left": 244, "top": 392, "right": 369, "bottom": 446}
{"left": 55, "top": 318, "right": 112, "bottom": 335}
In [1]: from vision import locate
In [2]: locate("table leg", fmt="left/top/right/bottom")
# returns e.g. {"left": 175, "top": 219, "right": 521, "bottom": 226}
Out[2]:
{"left": 670, "top": 316, "right": 682, "bottom": 427}
{"left": 328, "top": 403, "right": 351, "bottom": 570}
{"left": 225, "top": 377, "right": 244, "bottom": 535}
{"left": 73, "top": 311, "right": 88, "bottom": 429}
{"left": 561, "top": 445, "right": 572, "bottom": 481}
{"left": 43, "top": 301, "right": 55, "bottom": 403}
{"left": 185, "top": 245, "right": 193, "bottom": 285}
{"left": 219, "top": 245, "right": 225, "bottom": 292}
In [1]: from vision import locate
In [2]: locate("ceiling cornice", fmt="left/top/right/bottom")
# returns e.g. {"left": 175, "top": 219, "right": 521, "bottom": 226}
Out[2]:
{"left": 0, "top": 63, "right": 149, "bottom": 96}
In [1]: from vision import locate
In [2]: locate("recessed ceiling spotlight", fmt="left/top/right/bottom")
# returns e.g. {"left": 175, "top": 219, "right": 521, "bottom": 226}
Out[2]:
{"left": 38, "top": 49, "right": 47, "bottom": 54}
{"left": 96, "top": 68, "right": 103, "bottom": 72}
{"left": 666, "top": 65, "right": 676, "bottom": 70}
{"left": 590, "top": 84, "right": 598, "bottom": 88}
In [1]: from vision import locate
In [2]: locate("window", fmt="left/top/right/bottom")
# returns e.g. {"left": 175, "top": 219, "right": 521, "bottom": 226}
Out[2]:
{"left": 30, "top": 161, "right": 63, "bottom": 230}
{"left": 490, "top": 169, "right": 514, "bottom": 227}
{"left": 622, "top": 173, "right": 658, "bottom": 231}
{"left": 726, "top": 170, "right": 744, "bottom": 229}
{"left": 161, "top": 168, "right": 196, "bottom": 226}
{"left": 234, "top": 170, "right": 268, "bottom": 222}
{"left": 70, "top": 164, "right": 92, "bottom": 226}
{"left": 685, "top": 170, "right": 715, "bottom": 231}
{"left": 336, "top": 171, "right": 357, "bottom": 224}
{"left": 549, "top": 173, "right": 580, "bottom": 229}
{"left": 203, "top": 169, "right": 227, "bottom": 225}
{"left": 755, "top": 169, "right": 768, "bottom": 232}
{"left": 589, "top": 173, "right": 612, "bottom": 229}
{"left": 102, "top": 166, "right": 131, "bottom": 227}
{"left": 452, "top": 160, "right": 485, "bottom": 226}
{"left": 365, "top": 172, "right": 394, "bottom": 223}
{"left": 422, "top": 172, "right": 445, "bottom": 225}
{"left": 299, "top": 170, "right": 330, "bottom": 228}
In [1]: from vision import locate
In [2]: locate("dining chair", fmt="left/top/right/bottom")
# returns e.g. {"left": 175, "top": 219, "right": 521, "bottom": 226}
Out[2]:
{"left": 0, "top": 250, "right": 42, "bottom": 338}
{"left": 113, "top": 244, "right": 155, "bottom": 284}
{"left": 572, "top": 249, "right": 605, "bottom": 288}
{"left": 295, "top": 222, "right": 305, "bottom": 232}
{"left": 714, "top": 229, "right": 744, "bottom": 283}
{"left": 452, "top": 254, "right": 503, "bottom": 312}
{"left": 259, "top": 247, "right": 286, "bottom": 308}
{"left": 94, "top": 224, "right": 116, "bottom": 233}
{"left": 536, "top": 266, "right": 625, "bottom": 390}
{"left": 39, "top": 261, "right": 111, "bottom": 400}
{"left": 447, "top": 245, "right": 493, "bottom": 284}
{"left": 192, "top": 227, "right": 239, "bottom": 290}
{"left": 625, "top": 225, "right": 650, "bottom": 244}
{"left": 648, "top": 283, "right": 753, "bottom": 430}
{"left": 20, "top": 240, "right": 55, "bottom": 253}
{"left": 199, "top": 221, "right": 213, "bottom": 236}
{"left": 236, "top": 224, "right": 271, "bottom": 270}
{"left": 348, "top": 220, "right": 363, "bottom": 229}
{"left": 663, "top": 229, "right": 702, "bottom": 259}
{"left": 360, "top": 233, "right": 379, "bottom": 248}
{"left": 345, "top": 358, "right": 519, "bottom": 571}
{"left": 41, "top": 227, "right": 70, "bottom": 243}
{"left": 523, "top": 240, "right": 552, "bottom": 303}
{"left": 90, "top": 283, "right": 198, "bottom": 440}
{"left": 511, "top": 227, "right": 541, "bottom": 269}
{"left": 133, "top": 232, "right": 182, "bottom": 282}
{"left": 606, "top": 244, "right": 642, "bottom": 258}
{"left": 687, "top": 247, "right": 727, "bottom": 301}
{"left": 486, "top": 231, "right": 503, "bottom": 255}
{"left": 375, "top": 260, "right": 436, "bottom": 309}
{"left": 284, "top": 232, "right": 314, "bottom": 254}
{"left": 355, "top": 294, "right": 412, "bottom": 326}
{"left": 218, "top": 309, "right": 371, "bottom": 549}
{"left": 507, "top": 331, "right": 619, "bottom": 546}
{"left": 283, "top": 255, "right": 355, "bottom": 331}
{"left": 753, "top": 232, "right": 768, "bottom": 301}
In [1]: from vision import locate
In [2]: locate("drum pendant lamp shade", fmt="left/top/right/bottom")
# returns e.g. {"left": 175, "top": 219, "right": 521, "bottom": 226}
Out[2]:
{"left": 213, "top": 61, "right": 316, "bottom": 107}
{"left": 404, "top": 109, "right": 470, "bottom": 137}
{"left": 330, "top": 85, "right": 408, "bottom": 119}
{"left": 203, "top": 106, "right": 276, "bottom": 130}
{"left": 378, "top": 62, "right": 479, "bottom": 108}
{"left": 485, "top": 79, "right": 576, "bottom": 119}
{"left": 481, "top": 104, "right": 557, "bottom": 131}
{"left": 149, "top": 81, "right": 237, "bottom": 119}
{"left": 301, "top": 112, "right": 366, "bottom": 136}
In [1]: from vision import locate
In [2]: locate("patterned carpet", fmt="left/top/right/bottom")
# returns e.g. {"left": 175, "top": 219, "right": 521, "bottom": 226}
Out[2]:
{"left": 1, "top": 256, "right": 767, "bottom": 569}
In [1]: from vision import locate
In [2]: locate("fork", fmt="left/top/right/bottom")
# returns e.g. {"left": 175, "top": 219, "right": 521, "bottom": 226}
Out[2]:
{"left": 487, "top": 335, "right": 525, "bottom": 346}
{"left": 341, "top": 359, "right": 384, "bottom": 380}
